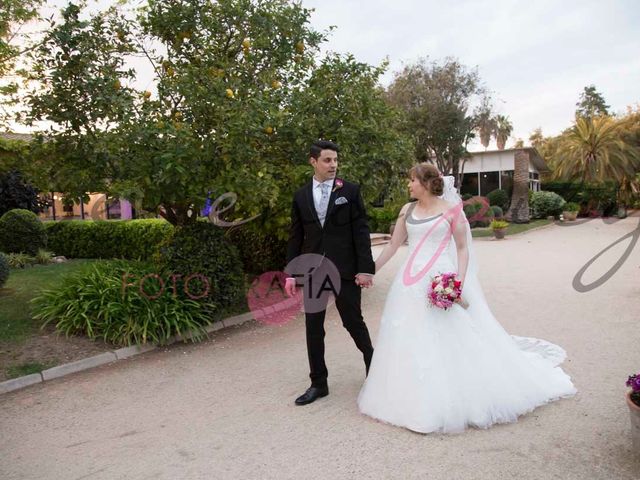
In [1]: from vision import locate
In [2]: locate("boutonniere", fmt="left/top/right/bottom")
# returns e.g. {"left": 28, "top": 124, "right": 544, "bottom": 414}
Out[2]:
{"left": 332, "top": 178, "right": 344, "bottom": 193}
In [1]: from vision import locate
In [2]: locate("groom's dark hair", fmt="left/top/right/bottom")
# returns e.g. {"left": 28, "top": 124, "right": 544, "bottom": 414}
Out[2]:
{"left": 310, "top": 140, "right": 339, "bottom": 159}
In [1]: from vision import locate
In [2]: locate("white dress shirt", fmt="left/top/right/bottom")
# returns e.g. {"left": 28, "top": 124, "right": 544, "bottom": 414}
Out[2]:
{"left": 312, "top": 176, "right": 335, "bottom": 213}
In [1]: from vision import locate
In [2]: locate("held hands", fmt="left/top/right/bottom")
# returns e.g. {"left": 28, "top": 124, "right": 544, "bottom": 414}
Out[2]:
{"left": 287, "top": 274, "right": 374, "bottom": 293}
{"left": 355, "top": 273, "right": 374, "bottom": 288}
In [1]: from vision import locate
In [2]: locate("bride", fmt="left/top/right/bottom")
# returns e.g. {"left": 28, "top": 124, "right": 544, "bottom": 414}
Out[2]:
{"left": 357, "top": 163, "right": 577, "bottom": 434}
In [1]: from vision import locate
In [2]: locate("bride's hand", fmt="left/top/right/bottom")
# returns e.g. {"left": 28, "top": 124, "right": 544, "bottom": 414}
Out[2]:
{"left": 455, "top": 296, "right": 469, "bottom": 309}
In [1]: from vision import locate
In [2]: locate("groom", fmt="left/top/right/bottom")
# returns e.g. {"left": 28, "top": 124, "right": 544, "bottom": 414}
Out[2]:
{"left": 284, "top": 140, "right": 376, "bottom": 406}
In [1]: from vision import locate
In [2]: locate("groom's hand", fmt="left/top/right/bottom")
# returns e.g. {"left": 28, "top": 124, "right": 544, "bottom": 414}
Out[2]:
{"left": 355, "top": 273, "right": 374, "bottom": 288}
{"left": 284, "top": 277, "right": 297, "bottom": 297}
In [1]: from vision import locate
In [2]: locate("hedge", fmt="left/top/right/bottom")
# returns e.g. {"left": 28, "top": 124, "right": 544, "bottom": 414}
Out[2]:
{"left": 44, "top": 219, "right": 173, "bottom": 260}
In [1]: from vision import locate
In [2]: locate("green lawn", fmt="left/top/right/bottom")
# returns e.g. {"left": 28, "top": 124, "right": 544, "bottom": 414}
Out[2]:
{"left": 0, "top": 259, "right": 97, "bottom": 344}
{"left": 471, "top": 219, "right": 553, "bottom": 238}
{"left": 0, "top": 258, "right": 252, "bottom": 381}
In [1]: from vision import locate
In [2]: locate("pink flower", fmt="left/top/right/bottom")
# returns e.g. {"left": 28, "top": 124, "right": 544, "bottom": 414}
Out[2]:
{"left": 427, "top": 271, "right": 463, "bottom": 311}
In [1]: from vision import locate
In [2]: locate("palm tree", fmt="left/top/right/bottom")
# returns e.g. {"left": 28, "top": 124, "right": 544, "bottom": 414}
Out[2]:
{"left": 476, "top": 112, "right": 495, "bottom": 150}
{"left": 554, "top": 115, "right": 640, "bottom": 214}
{"left": 474, "top": 95, "right": 495, "bottom": 150}
{"left": 494, "top": 115, "right": 513, "bottom": 150}
{"left": 554, "top": 116, "right": 640, "bottom": 184}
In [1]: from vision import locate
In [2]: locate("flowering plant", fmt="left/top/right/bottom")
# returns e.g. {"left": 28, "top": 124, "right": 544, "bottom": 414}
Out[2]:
{"left": 626, "top": 373, "right": 640, "bottom": 407}
{"left": 427, "top": 272, "right": 468, "bottom": 310}
{"left": 332, "top": 178, "right": 344, "bottom": 193}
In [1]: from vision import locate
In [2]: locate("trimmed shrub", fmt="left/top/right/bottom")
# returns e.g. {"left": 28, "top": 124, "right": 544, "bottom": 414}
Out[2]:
{"left": 463, "top": 196, "right": 494, "bottom": 228}
{"left": 0, "top": 208, "right": 47, "bottom": 255}
{"left": 31, "top": 260, "right": 215, "bottom": 346}
{"left": 368, "top": 203, "right": 403, "bottom": 234}
{"left": 44, "top": 219, "right": 173, "bottom": 260}
{"left": 226, "top": 223, "right": 287, "bottom": 275}
{"left": 490, "top": 205, "right": 504, "bottom": 219}
{"left": 531, "top": 191, "right": 566, "bottom": 219}
{"left": 541, "top": 180, "right": 618, "bottom": 216}
{"left": 487, "top": 189, "right": 510, "bottom": 211}
{"left": 156, "top": 220, "right": 245, "bottom": 312}
{"left": 0, "top": 252, "right": 9, "bottom": 288}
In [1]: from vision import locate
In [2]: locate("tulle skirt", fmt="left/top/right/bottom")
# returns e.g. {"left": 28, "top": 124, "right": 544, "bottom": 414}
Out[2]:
{"left": 357, "top": 260, "right": 577, "bottom": 434}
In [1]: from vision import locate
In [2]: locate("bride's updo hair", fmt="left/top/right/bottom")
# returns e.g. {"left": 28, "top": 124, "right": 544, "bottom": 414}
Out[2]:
{"left": 408, "top": 163, "right": 444, "bottom": 196}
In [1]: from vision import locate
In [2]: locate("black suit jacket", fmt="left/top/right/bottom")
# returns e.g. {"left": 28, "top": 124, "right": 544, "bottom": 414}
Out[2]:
{"left": 286, "top": 178, "right": 375, "bottom": 280}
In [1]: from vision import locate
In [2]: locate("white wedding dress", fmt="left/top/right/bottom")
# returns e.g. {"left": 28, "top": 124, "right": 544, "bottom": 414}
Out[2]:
{"left": 357, "top": 196, "right": 577, "bottom": 434}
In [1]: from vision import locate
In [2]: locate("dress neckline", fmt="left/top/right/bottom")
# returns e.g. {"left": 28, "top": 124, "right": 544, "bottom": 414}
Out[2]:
{"left": 407, "top": 202, "right": 444, "bottom": 224}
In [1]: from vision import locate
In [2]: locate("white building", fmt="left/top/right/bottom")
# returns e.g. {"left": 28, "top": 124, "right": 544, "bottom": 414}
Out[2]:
{"left": 459, "top": 147, "right": 549, "bottom": 197}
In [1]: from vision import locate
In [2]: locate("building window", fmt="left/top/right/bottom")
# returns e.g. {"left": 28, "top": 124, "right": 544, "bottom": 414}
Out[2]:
{"left": 480, "top": 171, "right": 499, "bottom": 196}
{"left": 107, "top": 198, "right": 121, "bottom": 219}
{"left": 500, "top": 170, "right": 513, "bottom": 197}
{"left": 461, "top": 173, "right": 479, "bottom": 196}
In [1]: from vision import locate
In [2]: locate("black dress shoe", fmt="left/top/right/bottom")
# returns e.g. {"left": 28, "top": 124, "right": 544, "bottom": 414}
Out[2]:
{"left": 294, "top": 385, "right": 329, "bottom": 405}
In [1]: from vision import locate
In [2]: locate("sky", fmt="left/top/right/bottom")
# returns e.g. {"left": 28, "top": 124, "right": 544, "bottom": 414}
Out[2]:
{"left": 30, "top": 0, "right": 640, "bottom": 150}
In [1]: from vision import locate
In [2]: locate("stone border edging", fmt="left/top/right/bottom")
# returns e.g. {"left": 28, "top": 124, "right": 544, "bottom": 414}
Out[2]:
{"left": 0, "top": 311, "right": 256, "bottom": 396}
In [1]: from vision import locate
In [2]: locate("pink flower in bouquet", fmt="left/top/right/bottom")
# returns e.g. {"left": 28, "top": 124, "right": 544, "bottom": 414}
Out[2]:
{"left": 427, "top": 272, "right": 464, "bottom": 310}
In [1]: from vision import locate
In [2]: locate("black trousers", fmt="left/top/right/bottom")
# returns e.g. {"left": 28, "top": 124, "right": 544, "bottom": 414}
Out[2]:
{"left": 304, "top": 278, "right": 374, "bottom": 387}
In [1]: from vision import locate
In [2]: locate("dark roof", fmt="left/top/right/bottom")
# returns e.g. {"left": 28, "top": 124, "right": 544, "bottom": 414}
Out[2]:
{"left": 0, "top": 132, "right": 35, "bottom": 142}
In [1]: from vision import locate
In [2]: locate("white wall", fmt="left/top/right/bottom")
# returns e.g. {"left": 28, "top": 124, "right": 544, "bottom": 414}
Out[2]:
{"left": 464, "top": 150, "right": 542, "bottom": 175}
{"left": 463, "top": 151, "right": 515, "bottom": 173}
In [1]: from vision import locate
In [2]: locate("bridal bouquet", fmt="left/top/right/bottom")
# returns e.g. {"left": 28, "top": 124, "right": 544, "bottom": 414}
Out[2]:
{"left": 427, "top": 272, "right": 468, "bottom": 310}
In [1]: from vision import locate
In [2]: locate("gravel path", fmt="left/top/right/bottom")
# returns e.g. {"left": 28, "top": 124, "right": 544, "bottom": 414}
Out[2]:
{"left": 1, "top": 214, "right": 639, "bottom": 480}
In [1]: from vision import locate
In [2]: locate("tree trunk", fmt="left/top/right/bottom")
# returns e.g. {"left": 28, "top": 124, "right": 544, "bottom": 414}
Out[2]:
{"left": 158, "top": 205, "right": 178, "bottom": 226}
{"left": 506, "top": 149, "right": 530, "bottom": 223}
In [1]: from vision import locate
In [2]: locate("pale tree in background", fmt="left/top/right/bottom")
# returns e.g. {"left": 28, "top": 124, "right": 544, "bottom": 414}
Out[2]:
{"left": 493, "top": 114, "right": 513, "bottom": 150}
{"left": 474, "top": 94, "right": 495, "bottom": 150}
{"left": 386, "top": 56, "right": 487, "bottom": 185}
{"left": 575, "top": 84, "right": 610, "bottom": 119}
{"left": 0, "top": 0, "right": 45, "bottom": 125}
